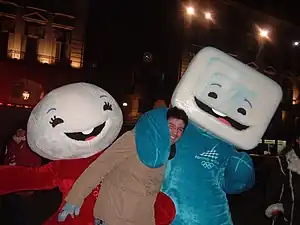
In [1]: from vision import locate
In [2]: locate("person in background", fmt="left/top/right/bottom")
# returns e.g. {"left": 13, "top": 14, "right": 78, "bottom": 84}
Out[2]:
{"left": 58, "top": 107, "right": 188, "bottom": 225}
{"left": 4, "top": 128, "right": 41, "bottom": 167}
{"left": 2, "top": 127, "right": 42, "bottom": 225}
{"left": 265, "top": 134, "right": 300, "bottom": 225}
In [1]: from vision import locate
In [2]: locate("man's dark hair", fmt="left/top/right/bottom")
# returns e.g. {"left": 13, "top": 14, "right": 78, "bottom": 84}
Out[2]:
{"left": 166, "top": 107, "right": 188, "bottom": 129}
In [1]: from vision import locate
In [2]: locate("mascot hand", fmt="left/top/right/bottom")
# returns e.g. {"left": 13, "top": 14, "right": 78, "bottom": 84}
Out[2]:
{"left": 57, "top": 203, "right": 81, "bottom": 222}
{"left": 223, "top": 152, "right": 255, "bottom": 194}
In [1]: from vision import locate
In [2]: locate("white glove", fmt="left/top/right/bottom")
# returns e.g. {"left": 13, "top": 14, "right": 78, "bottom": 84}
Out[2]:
{"left": 265, "top": 203, "right": 284, "bottom": 218}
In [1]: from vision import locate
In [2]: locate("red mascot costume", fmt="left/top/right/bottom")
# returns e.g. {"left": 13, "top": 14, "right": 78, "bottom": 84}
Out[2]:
{"left": 0, "top": 83, "right": 175, "bottom": 225}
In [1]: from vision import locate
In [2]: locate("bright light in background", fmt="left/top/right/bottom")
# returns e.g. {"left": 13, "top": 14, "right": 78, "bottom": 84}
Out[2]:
{"left": 22, "top": 91, "right": 30, "bottom": 100}
{"left": 293, "top": 85, "right": 299, "bottom": 105}
{"left": 186, "top": 6, "right": 195, "bottom": 16}
{"left": 122, "top": 102, "right": 128, "bottom": 107}
{"left": 71, "top": 61, "right": 81, "bottom": 68}
{"left": 39, "top": 57, "right": 50, "bottom": 64}
{"left": 293, "top": 41, "right": 299, "bottom": 46}
{"left": 258, "top": 28, "right": 269, "bottom": 39}
{"left": 204, "top": 11, "right": 213, "bottom": 20}
{"left": 8, "top": 50, "right": 21, "bottom": 60}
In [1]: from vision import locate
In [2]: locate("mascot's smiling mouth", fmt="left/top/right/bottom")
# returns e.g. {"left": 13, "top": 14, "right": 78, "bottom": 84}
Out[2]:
{"left": 194, "top": 97, "right": 249, "bottom": 131}
{"left": 65, "top": 122, "right": 106, "bottom": 141}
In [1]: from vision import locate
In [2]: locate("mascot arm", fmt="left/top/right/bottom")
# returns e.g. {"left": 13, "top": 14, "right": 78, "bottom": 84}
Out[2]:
{"left": 0, "top": 162, "right": 59, "bottom": 195}
{"left": 65, "top": 131, "right": 135, "bottom": 207}
{"left": 222, "top": 151, "right": 255, "bottom": 194}
{"left": 135, "top": 108, "right": 171, "bottom": 168}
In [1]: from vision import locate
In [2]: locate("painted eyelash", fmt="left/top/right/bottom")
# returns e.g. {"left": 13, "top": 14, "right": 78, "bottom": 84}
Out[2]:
{"left": 49, "top": 116, "right": 64, "bottom": 128}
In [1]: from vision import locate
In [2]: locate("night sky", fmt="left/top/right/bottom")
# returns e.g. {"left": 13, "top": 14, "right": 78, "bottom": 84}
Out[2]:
{"left": 85, "top": 0, "right": 172, "bottom": 64}
{"left": 85, "top": 0, "right": 300, "bottom": 65}
{"left": 84, "top": 0, "right": 300, "bottom": 100}
{"left": 232, "top": 0, "right": 300, "bottom": 25}
{"left": 84, "top": 0, "right": 179, "bottom": 100}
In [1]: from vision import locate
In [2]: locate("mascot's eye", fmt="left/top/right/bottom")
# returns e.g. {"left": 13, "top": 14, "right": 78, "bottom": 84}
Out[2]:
{"left": 208, "top": 92, "right": 218, "bottom": 99}
{"left": 237, "top": 107, "right": 247, "bottom": 116}
{"left": 49, "top": 116, "right": 64, "bottom": 128}
{"left": 103, "top": 102, "right": 112, "bottom": 111}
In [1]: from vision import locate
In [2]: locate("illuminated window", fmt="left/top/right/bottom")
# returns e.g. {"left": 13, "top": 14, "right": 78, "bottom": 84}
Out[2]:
{"left": 71, "top": 61, "right": 81, "bottom": 68}
{"left": 22, "top": 91, "right": 30, "bottom": 100}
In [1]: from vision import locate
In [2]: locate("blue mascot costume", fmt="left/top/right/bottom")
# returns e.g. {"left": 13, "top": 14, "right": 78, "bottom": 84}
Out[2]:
{"left": 136, "top": 107, "right": 254, "bottom": 225}
{"left": 136, "top": 47, "right": 283, "bottom": 225}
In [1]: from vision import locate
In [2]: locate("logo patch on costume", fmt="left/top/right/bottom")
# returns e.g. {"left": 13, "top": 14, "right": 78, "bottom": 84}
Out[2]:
{"left": 195, "top": 148, "right": 219, "bottom": 169}
{"left": 92, "top": 182, "right": 102, "bottom": 197}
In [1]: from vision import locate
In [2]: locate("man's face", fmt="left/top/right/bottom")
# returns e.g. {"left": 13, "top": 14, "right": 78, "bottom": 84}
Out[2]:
{"left": 168, "top": 117, "right": 185, "bottom": 144}
{"left": 16, "top": 129, "right": 26, "bottom": 138}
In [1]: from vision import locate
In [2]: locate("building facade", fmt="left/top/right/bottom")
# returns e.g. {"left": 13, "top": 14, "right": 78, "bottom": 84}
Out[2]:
{"left": 0, "top": 0, "right": 88, "bottom": 107}
{"left": 0, "top": 0, "right": 87, "bottom": 68}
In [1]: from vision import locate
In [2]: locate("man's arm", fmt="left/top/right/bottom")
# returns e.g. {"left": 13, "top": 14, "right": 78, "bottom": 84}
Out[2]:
{"left": 65, "top": 130, "right": 135, "bottom": 206}
{"left": 3, "top": 145, "right": 11, "bottom": 165}
{"left": 264, "top": 156, "right": 287, "bottom": 219}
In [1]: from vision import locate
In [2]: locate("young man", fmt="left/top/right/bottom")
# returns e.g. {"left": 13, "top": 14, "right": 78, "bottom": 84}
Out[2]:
{"left": 3, "top": 128, "right": 42, "bottom": 225}
{"left": 4, "top": 129, "right": 42, "bottom": 167}
{"left": 58, "top": 107, "right": 188, "bottom": 225}
{"left": 167, "top": 107, "right": 187, "bottom": 160}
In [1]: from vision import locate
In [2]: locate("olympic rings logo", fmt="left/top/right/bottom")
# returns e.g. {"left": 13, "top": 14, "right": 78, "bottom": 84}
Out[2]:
{"left": 201, "top": 161, "right": 214, "bottom": 169}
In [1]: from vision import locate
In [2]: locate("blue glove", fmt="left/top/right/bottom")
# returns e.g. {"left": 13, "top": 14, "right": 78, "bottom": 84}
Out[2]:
{"left": 57, "top": 203, "right": 81, "bottom": 222}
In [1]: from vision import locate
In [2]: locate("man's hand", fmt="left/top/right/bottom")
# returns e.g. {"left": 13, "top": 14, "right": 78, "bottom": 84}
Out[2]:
{"left": 57, "top": 203, "right": 81, "bottom": 222}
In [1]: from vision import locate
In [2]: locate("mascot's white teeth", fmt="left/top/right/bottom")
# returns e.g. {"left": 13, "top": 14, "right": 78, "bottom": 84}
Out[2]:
{"left": 82, "top": 128, "right": 94, "bottom": 135}
{"left": 212, "top": 109, "right": 226, "bottom": 117}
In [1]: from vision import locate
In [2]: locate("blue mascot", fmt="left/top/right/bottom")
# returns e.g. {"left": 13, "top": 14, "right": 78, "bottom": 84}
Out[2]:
{"left": 136, "top": 47, "right": 283, "bottom": 225}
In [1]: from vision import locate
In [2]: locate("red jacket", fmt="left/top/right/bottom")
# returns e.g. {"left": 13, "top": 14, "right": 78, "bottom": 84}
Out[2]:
{"left": 3, "top": 137, "right": 42, "bottom": 196}
{"left": 4, "top": 138, "right": 41, "bottom": 167}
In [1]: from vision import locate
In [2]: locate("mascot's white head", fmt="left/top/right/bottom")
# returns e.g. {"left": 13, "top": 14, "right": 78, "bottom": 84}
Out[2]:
{"left": 172, "top": 47, "right": 282, "bottom": 150}
{"left": 27, "top": 82, "right": 123, "bottom": 160}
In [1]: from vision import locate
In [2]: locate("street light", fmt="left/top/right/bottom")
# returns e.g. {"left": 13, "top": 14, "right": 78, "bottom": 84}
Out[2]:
{"left": 293, "top": 41, "right": 299, "bottom": 46}
{"left": 204, "top": 11, "right": 213, "bottom": 21}
{"left": 256, "top": 27, "right": 270, "bottom": 61}
{"left": 258, "top": 29, "right": 269, "bottom": 39}
{"left": 186, "top": 6, "right": 195, "bottom": 16}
